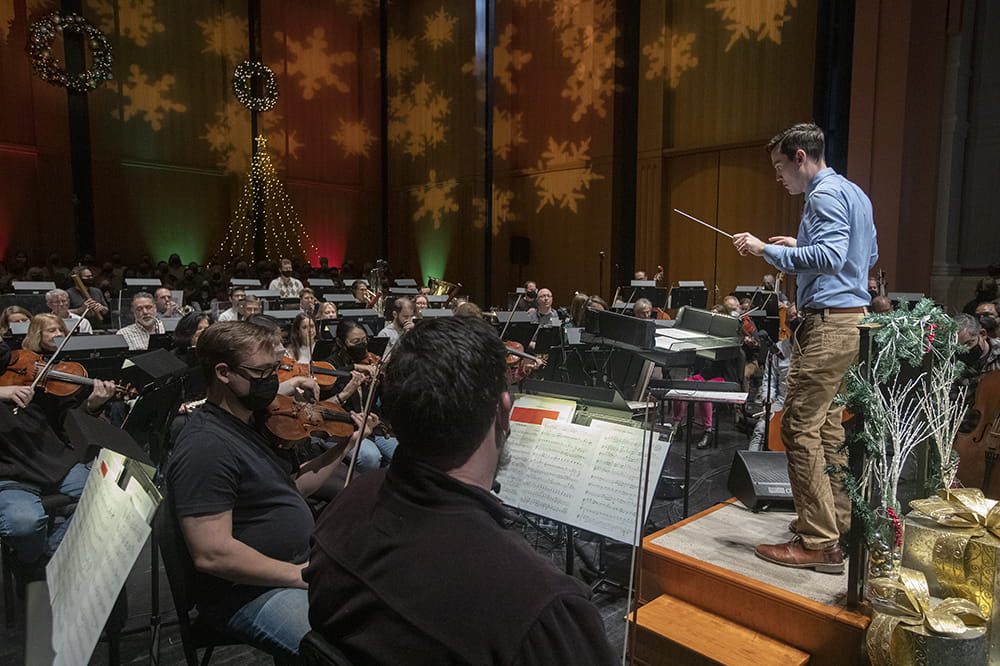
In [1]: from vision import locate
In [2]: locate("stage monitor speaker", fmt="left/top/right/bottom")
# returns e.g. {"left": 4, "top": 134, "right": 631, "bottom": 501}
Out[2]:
{"left": 510, "top": 236, "right": 530, "bottom": 266}
{"left": 727, "top": 450, "right": 794, "bottom": 512}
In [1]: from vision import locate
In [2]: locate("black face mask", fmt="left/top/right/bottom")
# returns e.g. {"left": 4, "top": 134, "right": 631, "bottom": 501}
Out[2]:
{"left": 281, "top": 270, "right": 293, "bottom": 277}
{"left": 346, "top": 343, "right": 369, "bottom": 362}
{"left": 959, "top": 343, "right": 984, "bottom": 368}
{"left": 235, "top": 373, "right": 279, "bottom": 412}
{"left": 525, "top": 290, "right": 537, "bottom": 299}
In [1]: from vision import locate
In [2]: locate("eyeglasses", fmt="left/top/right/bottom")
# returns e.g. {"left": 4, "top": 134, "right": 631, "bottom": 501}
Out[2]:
{"left": 233, "top": 362, "right": 281, "bottom": 380}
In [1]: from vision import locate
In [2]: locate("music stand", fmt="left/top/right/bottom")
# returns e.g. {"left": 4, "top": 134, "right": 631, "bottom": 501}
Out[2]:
{"left": 648, "top": 379, "right": 745, "bottom": 517}
{"left": 12, "top": 281, "right": 56, "bottom": 294}
{"left": 669, "top": 285, "right": 708, "bottom": 309}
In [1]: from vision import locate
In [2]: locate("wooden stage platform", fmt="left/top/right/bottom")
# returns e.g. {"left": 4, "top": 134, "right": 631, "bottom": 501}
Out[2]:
{"left": 630, "top": 501, "right": 870, "bottom": 665}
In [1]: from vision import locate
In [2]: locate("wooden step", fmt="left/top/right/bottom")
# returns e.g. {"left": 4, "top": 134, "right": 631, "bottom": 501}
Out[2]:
{"left": 639, "top": 503, "right": 870, "bottom": 665}
{"left": 630, "top": 594, "right": 810, "bottom": 666}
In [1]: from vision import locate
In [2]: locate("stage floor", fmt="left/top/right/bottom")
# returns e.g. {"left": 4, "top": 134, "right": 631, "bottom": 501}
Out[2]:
{"left": 647, "top": 501, "right": 850, "bottom": 608}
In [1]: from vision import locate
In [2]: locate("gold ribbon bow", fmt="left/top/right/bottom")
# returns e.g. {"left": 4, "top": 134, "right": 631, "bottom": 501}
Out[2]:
{"left": 867, "top": 567, "right": 986, "bottom": 666}
{"left": 909, "top": 488, "right": 1000, "bottom": 537}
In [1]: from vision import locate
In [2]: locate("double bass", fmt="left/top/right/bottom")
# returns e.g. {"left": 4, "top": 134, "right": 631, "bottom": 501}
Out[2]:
{"left": 954, "top": 370, "right": 1000, "bottom": 498}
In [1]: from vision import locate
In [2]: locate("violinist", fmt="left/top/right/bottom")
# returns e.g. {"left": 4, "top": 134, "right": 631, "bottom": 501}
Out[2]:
{"left": 288, "top": 313, "right": 318, "bottom": 365}
{"left": 327, "top": 321, "right": 398, "bottom": 471}
{"left": 166, "top": 321, "right": 368, "bottom": 660}
{"left": 0, "top": 318, "right": 115, "bottom": 580}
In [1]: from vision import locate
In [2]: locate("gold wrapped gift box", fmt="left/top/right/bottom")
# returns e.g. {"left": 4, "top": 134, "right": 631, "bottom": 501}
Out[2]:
{"left": 866, "top": 568, "right": 988, "bottom": 666}
{"left": 900, "top": 490, "right": 1000, "bottom": 663}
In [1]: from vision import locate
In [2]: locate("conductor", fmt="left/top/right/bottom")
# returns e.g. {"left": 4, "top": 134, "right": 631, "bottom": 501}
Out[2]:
{"left": 733, "top": 123, "right": 878, "bottom": 573}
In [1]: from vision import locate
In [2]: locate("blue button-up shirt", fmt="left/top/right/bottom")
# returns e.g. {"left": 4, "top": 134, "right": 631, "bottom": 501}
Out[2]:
{"left": 762, "top": 168, "right": 878, "bottom": 309}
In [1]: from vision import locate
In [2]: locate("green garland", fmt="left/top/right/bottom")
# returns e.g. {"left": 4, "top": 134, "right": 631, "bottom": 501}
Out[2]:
{"left": 833, "top": 298, "right": 966, "bottom": 542}
{"left": 27, "top": 12, "right": 114, "bottom": 93}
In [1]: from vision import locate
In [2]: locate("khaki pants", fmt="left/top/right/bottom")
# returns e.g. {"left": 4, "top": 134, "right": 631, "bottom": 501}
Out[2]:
{"left": 781, "top": 311, "right": 863, "bottom": 549}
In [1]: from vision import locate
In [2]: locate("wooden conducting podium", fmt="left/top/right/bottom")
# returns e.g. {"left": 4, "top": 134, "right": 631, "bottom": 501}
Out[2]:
{"left": 629, "top": 502, "right": 870, "bottom": 665}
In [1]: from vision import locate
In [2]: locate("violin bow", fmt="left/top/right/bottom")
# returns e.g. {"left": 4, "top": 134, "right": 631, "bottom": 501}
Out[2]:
{"left": 343, "top": 347, "right": 390, "bottom": 487}
{"left": 499, "top": 294, "right": 522, "bottom": 341}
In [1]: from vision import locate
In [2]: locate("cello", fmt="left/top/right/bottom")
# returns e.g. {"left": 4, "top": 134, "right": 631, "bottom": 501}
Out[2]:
{"left": 954, "top": 370, "right": 1000, "bottom": 498}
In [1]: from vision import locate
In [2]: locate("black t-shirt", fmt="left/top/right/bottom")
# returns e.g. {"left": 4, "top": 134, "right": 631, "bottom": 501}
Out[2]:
{"left": 167, "top": 402, "right": 313, "bottom": 619}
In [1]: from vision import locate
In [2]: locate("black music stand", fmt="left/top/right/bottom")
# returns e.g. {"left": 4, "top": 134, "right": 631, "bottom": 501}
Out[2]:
{"left": 669, "top": 286, "right": 708, "bottom": 309}
{"left": 649, "top": 379, "right": 745, "bottom": 517}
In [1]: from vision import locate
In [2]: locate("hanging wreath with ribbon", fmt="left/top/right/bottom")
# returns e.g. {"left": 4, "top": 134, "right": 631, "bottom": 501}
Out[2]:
{"left": 26, "top": 12, "right": 113, "bottom": 93}
{"left": 232, "top": 60, "right": 279, "bottom": 112}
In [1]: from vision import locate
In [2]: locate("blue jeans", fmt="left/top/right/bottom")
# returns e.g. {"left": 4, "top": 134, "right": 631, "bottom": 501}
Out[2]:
{"left": 345, "top": 435, "right": 399, "bottom": 473}
{"left": 224, "top": 587, "right": 310, "bottom": 659}
{"left": 0, "top": 463, "right": 89, "bottom": 564}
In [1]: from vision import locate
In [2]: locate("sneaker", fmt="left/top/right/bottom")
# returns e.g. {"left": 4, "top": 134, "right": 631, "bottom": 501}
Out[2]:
{"left": 755, "top": 536, "right": 844, "bottom": 574}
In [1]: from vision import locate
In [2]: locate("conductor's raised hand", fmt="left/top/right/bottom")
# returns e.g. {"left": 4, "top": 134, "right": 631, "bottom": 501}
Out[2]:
{"left": 733, "top": 232, "right": 766, "bottom": 257}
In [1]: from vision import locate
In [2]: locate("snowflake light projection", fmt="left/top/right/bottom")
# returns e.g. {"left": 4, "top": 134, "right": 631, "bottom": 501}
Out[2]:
{"left": 274, "top": 27, "right": 356, "bottom": 100}
{"left": 386, "top": 29, "right": 417, "bottom": 81}
{"left": 197, "top": 11, "right": 248, "bottom": 63}
{"left": 203, "top": 100, "right": 302, "bottom": 174}
{"left": 642, "top": 26, "right": 699, "bottom": 88}
{"left": 388, "top": 77, "right": 451, "bottom": 158}
{"left": 423, "top": 7, "right": 457, "bottom": 51}
{"left": 548, "top": 0, "right": 621, "bottom": 121}
{"left": 335, "top": 0, "right": 377, "bottom": 19}
{"left": 708, "top": 0, "right": 797, "bottom": 51}
{"left": 88, "top": 0, "right": 163, "bottom": 46}
{"left": 532, "top": 137, "right": 603, "bottom": 213}
{"left": 472, "top": 187, "right": 516, "bottom": 236}
{"left": 493, "top": 24, "right": 531, "bottom": 94}
{"left": 116, "top": 64, "right": 186, "bottom": 131}
{"left": 493, "top": 109, "right": 526, "bottom": 160}
{"left": 332, "top": 119, "right": 376, "bottom": 158}
{"left": 412, "top": 170, "right": 459, "bottom": 230}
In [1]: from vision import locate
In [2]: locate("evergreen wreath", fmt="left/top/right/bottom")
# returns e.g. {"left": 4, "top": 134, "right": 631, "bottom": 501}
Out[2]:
{"left": 232, "top": 60, "right": 279, "bottom": 112}
{"left": 27, "top": 12, "right": 113, "bottom": 93}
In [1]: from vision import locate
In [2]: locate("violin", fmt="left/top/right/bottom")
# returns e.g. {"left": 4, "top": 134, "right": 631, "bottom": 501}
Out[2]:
{"left": 775, "top": 273, "right": 792, "bottom": 341}
{"left": 276, "top": 356, "right": 350, "bottom": 388}
{"left": 264, "top": 393, "right": 355, "bottom": 447}
{"left": 505, "top": 341, "right": 544, "bottom": 383}
{"left": 0, "top": 349, "right": 133, "bottom": 398}
{"left": 955, "top": 370, "right": 1000, "bottom": 499}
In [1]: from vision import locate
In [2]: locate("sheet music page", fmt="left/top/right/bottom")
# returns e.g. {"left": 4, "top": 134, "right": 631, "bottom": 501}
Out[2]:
{"left": 510, "top": 394, "right": 577, "bottom": 424}
{"left": 496, "top": 419, "right": 669, "bottom": 545}
{"left": 46, "top": 448, "right": 158, "bottom": 666}
{"left": 655, "top": 327, "right": 706, "bottom": 340}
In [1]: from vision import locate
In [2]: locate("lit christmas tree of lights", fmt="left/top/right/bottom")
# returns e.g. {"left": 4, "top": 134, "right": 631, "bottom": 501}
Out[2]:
{"left": 216, "top": 134, "right": 317, "bottom": 265}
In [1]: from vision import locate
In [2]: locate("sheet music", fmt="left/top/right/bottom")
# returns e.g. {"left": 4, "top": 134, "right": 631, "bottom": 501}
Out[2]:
{"left": 655, "top": 327, "right": 706, "bottom": 340}
{"left": 664, "top": 389, "right": 748, "bottom": 404}
{"left": 496, "top": 419, "right": 668, "bottom": 545}
{"left": 510, "top": 394, "right": 577, "bottom": 425}
{"left": 46, "top": 449, "right": 159, "bottom": 666}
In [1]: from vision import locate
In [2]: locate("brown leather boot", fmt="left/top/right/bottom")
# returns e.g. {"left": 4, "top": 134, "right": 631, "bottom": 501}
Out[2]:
{"left": 755, "top": 536, "right": 844, "bottom": 574}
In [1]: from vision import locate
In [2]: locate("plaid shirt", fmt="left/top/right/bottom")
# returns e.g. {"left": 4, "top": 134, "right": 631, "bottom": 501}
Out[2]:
{"left": 116, "top": 319, "right": 165, "bottom": 351}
